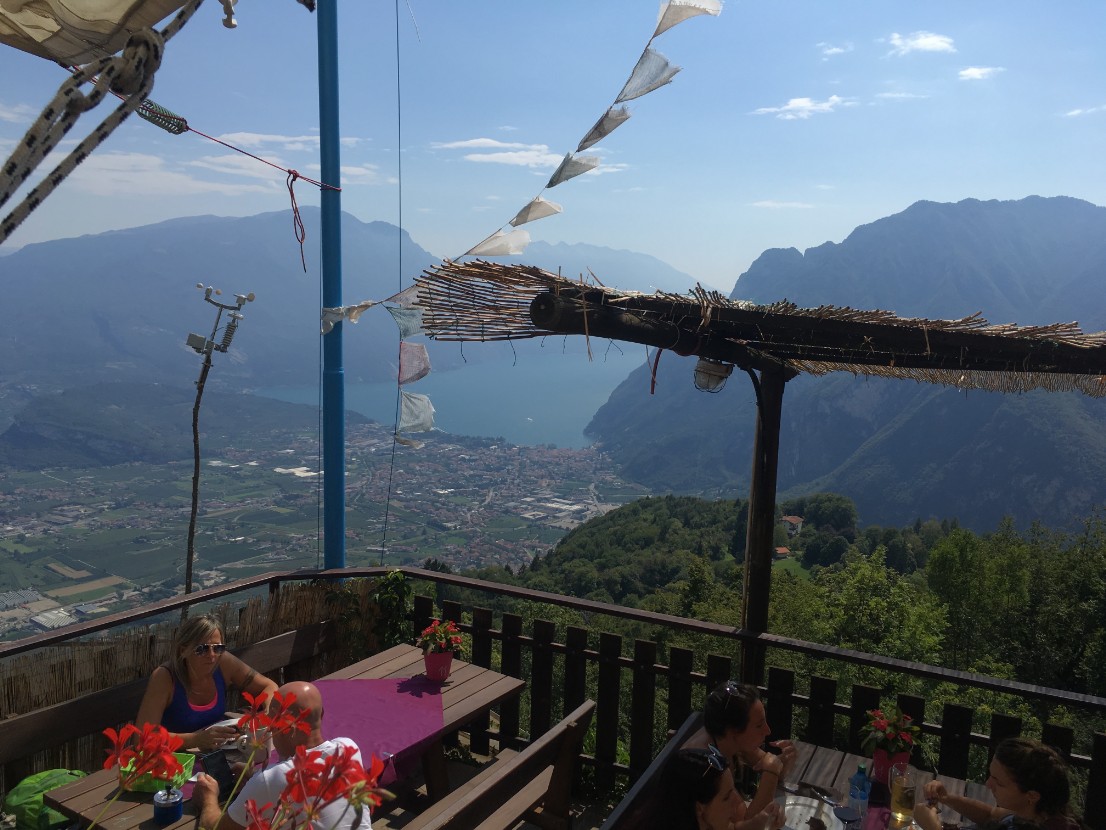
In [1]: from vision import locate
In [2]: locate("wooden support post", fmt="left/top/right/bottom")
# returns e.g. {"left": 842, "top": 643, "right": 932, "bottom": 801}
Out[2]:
{"left": 741, "top": 365, "right": 788, "bottom": 685}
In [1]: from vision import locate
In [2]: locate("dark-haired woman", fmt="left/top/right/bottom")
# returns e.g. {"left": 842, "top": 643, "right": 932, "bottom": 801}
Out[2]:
{"left": 136, "top": 613, "right": 277, "bottom": 751}
{"left": 657, "top": 747, "right": 782, "bottom": 830}
{"left": 916, "top": 737, "right": 1082, "bottom": 830}
{"left": 684, "top": 680, "right": 797, "bottom": 818}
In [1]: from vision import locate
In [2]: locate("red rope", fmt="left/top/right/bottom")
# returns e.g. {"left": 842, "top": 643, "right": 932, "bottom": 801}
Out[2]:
{"left": 287, "top": 170, "right": 307, "bottom": 272}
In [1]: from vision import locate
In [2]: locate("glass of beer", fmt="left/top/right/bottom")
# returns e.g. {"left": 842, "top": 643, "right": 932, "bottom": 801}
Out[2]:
{"left": 889, "top": 762, "right": 916, "bottom": 820}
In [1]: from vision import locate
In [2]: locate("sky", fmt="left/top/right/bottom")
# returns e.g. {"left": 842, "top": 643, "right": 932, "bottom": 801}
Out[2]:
{"left": 1, "top": 1, "right": 1105, "bottom": 293}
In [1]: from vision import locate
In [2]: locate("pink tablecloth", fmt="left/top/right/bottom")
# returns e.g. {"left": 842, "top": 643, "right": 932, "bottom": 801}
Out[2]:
{"left": 269, "top": 677, "right": 446, "bottom": 786}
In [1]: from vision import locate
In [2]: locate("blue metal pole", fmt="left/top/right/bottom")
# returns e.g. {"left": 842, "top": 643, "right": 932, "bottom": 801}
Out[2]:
{"left": 317, "top": 0, "right": 345, "bottom": 569}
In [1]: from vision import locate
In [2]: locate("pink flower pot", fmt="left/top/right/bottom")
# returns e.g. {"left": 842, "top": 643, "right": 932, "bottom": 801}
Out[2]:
{"left": 423, "top": 650, "right": 453, "bottom": 681}
{"left": 871, "top": 748, "right": 910, "bottom": 786}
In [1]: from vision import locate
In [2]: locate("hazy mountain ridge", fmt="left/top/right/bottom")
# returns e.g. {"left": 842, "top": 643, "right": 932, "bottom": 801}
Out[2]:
{"left": 588, "top": 196, "right": 1106, "bottom": 530}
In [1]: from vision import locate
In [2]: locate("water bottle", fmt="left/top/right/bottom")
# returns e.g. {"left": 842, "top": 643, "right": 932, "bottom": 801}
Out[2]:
{"left": 848, "top": 762, "right": 870, "bottom": 816}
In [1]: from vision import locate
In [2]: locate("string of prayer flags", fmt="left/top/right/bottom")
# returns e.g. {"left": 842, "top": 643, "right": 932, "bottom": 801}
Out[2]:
{"left": 653, "top": 0, "right": 723, "bottom": 38}
{"left": 320, "top": 300, "right": 376, "bottom": 334}
{"left": 398, "top": 341, "right": 431, "bottom": 386}
{"left": 615, "top": 48, "right": 681, "bottom": 103}
{"left": 545, "top": 154, "right": 600, "bottom": 189}
{"left": 577, "top": 105, "right": 632, "bottom": 152}
{"left": 386, "top": 284, "right": 421, "bottom": 308}
{"left": 387, "top": 305, "right": 425, "bottom": 339}
{"left": 509, "top": 196, "right": 563, "bottom": 227}
{"left": 398, "top": 390, "right": 435, "bottom": 433}
{"left": 466, "top": 228, "right": 531, "bottom": 257}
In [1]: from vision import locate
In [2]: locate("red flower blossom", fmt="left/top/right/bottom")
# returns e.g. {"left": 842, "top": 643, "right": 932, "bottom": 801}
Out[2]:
{"left": 103, "top": 722, "right": 183, "bottom": 788}
{"left": 417, "top": 618, "right": 465, "bottom": 655}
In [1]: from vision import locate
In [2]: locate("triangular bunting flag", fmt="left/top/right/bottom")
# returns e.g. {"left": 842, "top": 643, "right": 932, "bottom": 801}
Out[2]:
{"left": 545, "top": 153, "right": 600, "bottom": 188}
{"left": 387, "top": 284, "right": 421, "bottom": 308}
{"left": 387, "top": 306, "right": 425, "bottom": 339}
{"left": 398, "top": 342, "right": 432, "bottom": 385}
{"left": 654, "top": 0, "right": 723, "bottom": 38}
{"left": 577, "top": 105, "right": 632, "bottom": 152}
{"left": 398, "top": 390, "right": 435, "bottom": 433}
{"left": 615, "top": 48, "right": 681, "bottom": 103}
{"left": 509, "top": 196, "right": 564, "bottom": 227}
{"left": 466, "top": 229, "right": 531, "bottom": 256}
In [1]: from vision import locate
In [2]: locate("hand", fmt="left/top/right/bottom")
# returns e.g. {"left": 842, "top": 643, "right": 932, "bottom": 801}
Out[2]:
{"left": 914, "top": 802, "right": 942, "bottom": 830}
{"left": 768, "top": 739, "right": 797, "bottom": 777}
{"left": 923, "top": 780, "right": 948, "bottom": 802}
{"left": 193, "top": 772, "right": 220, "bottom": 807}
{"left": 755, "top": 802, "right": 785, "bottom": 830}
{"left": 752, "top": 749, "right": 784, "bottom": 777}
{"left": 200, "top": 724, "right": 237, "bottom": 750}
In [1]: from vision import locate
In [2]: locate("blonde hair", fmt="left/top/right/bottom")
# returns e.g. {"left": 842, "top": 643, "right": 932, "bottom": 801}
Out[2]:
{"left": 168, "top": 614, "right": 223, "bottom": 686}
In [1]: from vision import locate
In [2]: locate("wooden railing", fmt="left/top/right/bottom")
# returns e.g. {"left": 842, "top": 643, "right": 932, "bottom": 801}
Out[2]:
{"left": 1, "top": 566, "right": 1104, "bottom": 825}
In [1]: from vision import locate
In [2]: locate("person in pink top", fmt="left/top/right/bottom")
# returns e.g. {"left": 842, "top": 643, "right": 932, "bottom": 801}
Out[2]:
{"left": 136, "top": 613, "right": 277, "bottom": 751}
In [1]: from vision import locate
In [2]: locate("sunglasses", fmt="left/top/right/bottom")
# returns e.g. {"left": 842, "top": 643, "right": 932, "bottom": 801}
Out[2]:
{"left": 193, "top": 643, "right": 227, "bottom": 656}
{"left": 713, "top": 680, "right": 743, "bottom": 710}
{"left": 700, "top": 745, "right": 728, "bottom": 777}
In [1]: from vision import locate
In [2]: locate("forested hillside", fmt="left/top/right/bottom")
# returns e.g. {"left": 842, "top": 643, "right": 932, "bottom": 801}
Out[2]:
{"left": 479, "top": 494, "right": 1106, "bottom": 699}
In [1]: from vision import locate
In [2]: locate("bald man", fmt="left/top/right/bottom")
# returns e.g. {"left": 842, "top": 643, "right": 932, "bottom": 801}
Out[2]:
{"left": 194, "top": 680, "right": 373, "bottom": 830}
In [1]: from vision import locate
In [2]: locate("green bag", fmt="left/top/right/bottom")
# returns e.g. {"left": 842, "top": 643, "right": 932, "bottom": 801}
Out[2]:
{"left": 2, "top": 769, "right": 86, "bottom": 830}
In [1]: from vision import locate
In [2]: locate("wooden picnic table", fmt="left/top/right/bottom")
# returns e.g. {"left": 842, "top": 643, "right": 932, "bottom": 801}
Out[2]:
{"left": 787, "top": 741, "right": 995, "bottom": 825}
{"left": 44, "top": 645, "right": 525, "bottom": 830}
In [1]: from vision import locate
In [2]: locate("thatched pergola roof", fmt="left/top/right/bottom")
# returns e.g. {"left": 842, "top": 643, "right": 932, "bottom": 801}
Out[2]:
{"left": 415, "top": 259, "right": 1106, "bottom": 397}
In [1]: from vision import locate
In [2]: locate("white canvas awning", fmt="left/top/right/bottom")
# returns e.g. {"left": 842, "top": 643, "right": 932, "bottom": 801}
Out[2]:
{"left": 0, "top": 0, "right": 188, "bottom": 63}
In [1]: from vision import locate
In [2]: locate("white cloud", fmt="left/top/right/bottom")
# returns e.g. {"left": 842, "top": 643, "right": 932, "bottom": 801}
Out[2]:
{"left": 753, "top": 95, "right": 851, "bottom": 120}
{"left": 886, "top": 31, "right": 956, "bottom": 56}
{"left": 63, "top": 152, "right": 273, "bottom": 196}
{"left": 0, "top": 102, "right": 35, "bottom": 123}
{"left": 339, "top": 163, "right": 385, "bottom": 185}
{"left": 463, "top": 148, "right": 563, "bottom": 168}
{"left": 1064, "top": 105, "right": 1106, "bottom": 117}
{"left": 190, "top": 153, "right": 286, "bottom": 181}
{"left": 216, "top": 132, "right": 323, "bottom": 152}
{"left": 876, "top": 91, "right": 928, "bottom": 100}
{"left": 817, "top": 41, "right": 852, "bottom": 59}
{"left": 432, "top": 138, "right": 534, "bottom": 150}
{"left": 958, "top": 66, "right": 1005, "bottom": 81}
{"left": 750, "top": 200, "right": 815, "bottom": 209}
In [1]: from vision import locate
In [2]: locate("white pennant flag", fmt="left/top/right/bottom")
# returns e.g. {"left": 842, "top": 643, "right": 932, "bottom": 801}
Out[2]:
{"left": 466, "top": 229, "right": 531, "bottom": 256}
{"left": 615, "top": 48, "right": 682, "bottom": 103}
{"left": 387, "top": 284, "right": 422, "bottom": 308}
{"left": 509, "top": 196, "right": 564, "bottom": 227}
{"left": 577, "top": 105, "right": 632, "bottom": 152}
{"left": 654, "top": 0, "right": 723, "bottom": 38}
{"left": 398, "top": 391, "right": 435, "bottom": 433}
{"left": 545, "top": 153, "right": 600, "bottom": 188}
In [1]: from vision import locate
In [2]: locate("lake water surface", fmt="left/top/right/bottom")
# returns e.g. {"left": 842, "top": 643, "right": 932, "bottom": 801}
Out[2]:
{"left": 257, "top": 349, "right": 647, "bottom": 448}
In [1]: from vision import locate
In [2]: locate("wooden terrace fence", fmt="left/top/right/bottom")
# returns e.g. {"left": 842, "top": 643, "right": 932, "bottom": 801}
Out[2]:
{"left": 0, "top": 566, "right": 1103, "bottom": 824}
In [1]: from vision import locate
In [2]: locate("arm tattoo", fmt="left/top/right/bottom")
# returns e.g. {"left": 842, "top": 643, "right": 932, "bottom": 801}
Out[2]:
{"left": 242, "top": 669, "right": 257, "bottom": 690}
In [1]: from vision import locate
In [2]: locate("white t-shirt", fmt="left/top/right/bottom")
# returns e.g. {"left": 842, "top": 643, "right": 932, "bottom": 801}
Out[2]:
{"left": 227, "top": 737, "right": 373, "bottom": 830}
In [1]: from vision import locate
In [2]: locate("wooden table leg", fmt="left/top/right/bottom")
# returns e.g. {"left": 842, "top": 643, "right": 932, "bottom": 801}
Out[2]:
{"left": 421, "top": 738, "right": 450, "bottom": 802}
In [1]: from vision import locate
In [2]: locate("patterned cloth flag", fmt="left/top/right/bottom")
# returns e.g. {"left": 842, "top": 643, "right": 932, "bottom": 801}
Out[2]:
{"left": 398, "top": 342, "right": 431, "bottom": 385}
{"left": 615, "top": 48, "right": 681, "bottom": 103}
{"left": 577, "top": 105, "right": 632, "bottom": 152}
{"left": 545, "top": 153, "right": 600, "bottom": 188}
{"left": 387, "top": 306, "right": 425, "bottom": 339}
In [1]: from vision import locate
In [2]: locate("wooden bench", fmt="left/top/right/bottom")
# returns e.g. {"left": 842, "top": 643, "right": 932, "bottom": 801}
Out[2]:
{"left": 600, "top": 711, "right": 702, "bottom": 830}
{"left": 404, "top": 699, "right": 596, "bottom": 830}
{"left": 0, "top": 622, "right": 335, "bottom": 770}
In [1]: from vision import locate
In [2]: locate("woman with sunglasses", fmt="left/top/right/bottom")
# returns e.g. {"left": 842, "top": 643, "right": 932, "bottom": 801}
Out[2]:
{"left": 136, "top": 614, "right": 278, "bottom": 751}
{"left": 684, "top": 681, "right": 797, "bottom": 820}
{"left": 654, "top": 746, "right": 782, "bottom": 830}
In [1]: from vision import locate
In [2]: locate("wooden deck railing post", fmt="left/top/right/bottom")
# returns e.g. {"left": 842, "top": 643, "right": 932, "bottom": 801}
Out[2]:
{"left": 530, "top": 619, "right": 556, "bottom": 739}
{"left": 595, "top": 632, "right": 622, "bottom": 791}
{"left": 938, "top": 703, "right": 974, "bottom": 779}
{"left": 468, "top": 607, "right": 494, "bottom": 755}
{"left": 848, "top": 685, "right": 881, "bottom": 754}
{"left": 500, "top": 613, "right": 523, "bottom": 747}
{"left": 807, "top": 677, "right": 838, "bottom": 746}
{"left": 564, "top": 626, "right": 589, "bottom": 718}
{"left": 630, "top": 640, "right": 657, "bottom": 776}
{"left": 667, "top": 647, "right": 694, "bottom": 732}
{"left": 898, "top": 694, "right": 925, "bottom": 767}
{"left": 1087, "top": 732, "right": 1106, "bottom": 821}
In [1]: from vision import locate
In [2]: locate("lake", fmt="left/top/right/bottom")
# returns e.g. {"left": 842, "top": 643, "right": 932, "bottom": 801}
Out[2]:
{"left": 257, "top": 349, "right": 647, "bottom": 448}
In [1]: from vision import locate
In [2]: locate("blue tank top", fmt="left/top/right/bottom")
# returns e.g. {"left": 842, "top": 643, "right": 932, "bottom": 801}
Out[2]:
{"left": 162, "top": 667, "right": 227, "bottom": 734}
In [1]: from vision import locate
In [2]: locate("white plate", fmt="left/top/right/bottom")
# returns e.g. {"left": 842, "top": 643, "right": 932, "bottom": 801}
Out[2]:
{"left": 776, "top": 794, "right": 840, "bottom": 830}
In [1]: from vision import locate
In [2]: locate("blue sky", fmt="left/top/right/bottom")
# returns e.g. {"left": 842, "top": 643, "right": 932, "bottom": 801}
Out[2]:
{"left": 1, "top": 1, "right": 1105, "bottom": 293}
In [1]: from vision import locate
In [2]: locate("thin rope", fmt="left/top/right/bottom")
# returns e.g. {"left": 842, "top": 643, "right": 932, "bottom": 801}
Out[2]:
{"left": 380, "top": 0, "right": 405, "bottom": 565}
{"left": 286, "top": 170, "right": 307, "bottom": 272}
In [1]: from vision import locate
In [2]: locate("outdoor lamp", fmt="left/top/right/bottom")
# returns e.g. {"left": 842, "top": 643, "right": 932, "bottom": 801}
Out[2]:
{"left": 693, "top": 358, "right": 734, "bottom": 393}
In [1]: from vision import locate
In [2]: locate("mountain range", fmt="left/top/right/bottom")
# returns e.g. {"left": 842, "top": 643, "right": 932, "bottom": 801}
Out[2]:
{"left": 586, "top": 196, "right": 1106, "bottom": 531}
{"left": 4, "top": 196, "right": 1106, "bottom": 531}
